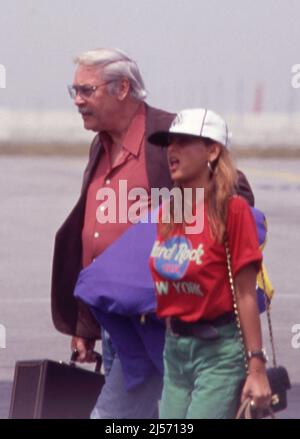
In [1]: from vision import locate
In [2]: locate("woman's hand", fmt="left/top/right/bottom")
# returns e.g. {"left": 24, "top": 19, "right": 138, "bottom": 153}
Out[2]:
{"left": 234, "top": 265, "right": 272, "bottom": 411}
{"left": 241, "top": 360, "right": 272, "bottom": 410}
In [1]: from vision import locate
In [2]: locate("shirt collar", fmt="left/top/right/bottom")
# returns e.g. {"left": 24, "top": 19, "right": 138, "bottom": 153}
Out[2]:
{"left": 122, "top": 103, "right": 146, "bottom": 157}
{"left": 99, "top": 103, "right": 146, "bottom": 158}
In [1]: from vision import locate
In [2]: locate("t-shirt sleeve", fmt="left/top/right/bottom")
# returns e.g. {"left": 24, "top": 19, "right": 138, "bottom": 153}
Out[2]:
{"left": 227, "top": 196, "right": 262, "bottom": 276}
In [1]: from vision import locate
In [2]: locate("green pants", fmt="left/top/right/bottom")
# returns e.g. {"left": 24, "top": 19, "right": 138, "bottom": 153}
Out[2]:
{"left": 159, "top": 322, "right": 246, "bottom": 419}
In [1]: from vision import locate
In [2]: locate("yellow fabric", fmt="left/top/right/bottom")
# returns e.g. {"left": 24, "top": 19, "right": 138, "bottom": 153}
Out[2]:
{"left": 256, "top": 217, "right": 274, "bottom": 303}
{"left": 257, "top": 264, "right": 274, "bottom": 301}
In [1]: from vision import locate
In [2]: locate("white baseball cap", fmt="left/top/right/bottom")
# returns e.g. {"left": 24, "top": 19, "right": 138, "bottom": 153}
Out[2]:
{"left": 148, "top": 108, "right": 231, "bottom": 148}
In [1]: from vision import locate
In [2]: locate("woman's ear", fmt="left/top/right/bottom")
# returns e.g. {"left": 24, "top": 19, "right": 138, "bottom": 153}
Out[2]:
{"left": 208, "top": 142, "right": 222, "bottom": 162}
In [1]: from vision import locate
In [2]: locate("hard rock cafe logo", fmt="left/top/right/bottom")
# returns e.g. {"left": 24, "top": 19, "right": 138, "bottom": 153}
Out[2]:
{"left": 151, "top": 236, "right": 204, "bottom": 280}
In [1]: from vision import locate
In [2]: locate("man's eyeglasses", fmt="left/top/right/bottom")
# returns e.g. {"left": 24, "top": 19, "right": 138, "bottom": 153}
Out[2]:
{"left": 67, "top": 81, "right": 113, "bottom": 99}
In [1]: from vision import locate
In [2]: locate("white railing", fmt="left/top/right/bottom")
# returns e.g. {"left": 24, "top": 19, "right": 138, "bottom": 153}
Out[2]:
{"left": 1, "top": 109, "right": 300, "bottom": 149}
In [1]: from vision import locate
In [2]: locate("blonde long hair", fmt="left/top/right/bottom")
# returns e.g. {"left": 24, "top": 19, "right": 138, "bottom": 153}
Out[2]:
{"left": 206, "top": 146, "right": 237, "bottom": 242}
{"left": 159, "top": 141, "right": 237, "bottom": 243}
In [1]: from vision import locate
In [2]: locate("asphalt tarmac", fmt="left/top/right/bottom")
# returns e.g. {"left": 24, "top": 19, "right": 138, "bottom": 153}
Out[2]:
{"left": 0, "top": 155, "right": 299, "bottom": 418}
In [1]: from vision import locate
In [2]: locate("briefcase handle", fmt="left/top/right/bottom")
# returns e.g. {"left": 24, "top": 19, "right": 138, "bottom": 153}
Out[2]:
{"left": 70, "top": 350, "right": 102, "bottom": 374}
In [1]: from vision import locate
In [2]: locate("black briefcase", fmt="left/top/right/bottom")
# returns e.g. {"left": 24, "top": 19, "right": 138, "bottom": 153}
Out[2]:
{"left": 9, "top": 352, "right": 104, "bottom": 419}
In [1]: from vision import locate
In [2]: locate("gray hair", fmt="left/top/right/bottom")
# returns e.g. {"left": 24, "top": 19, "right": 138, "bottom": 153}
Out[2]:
{"left": 74, "top": 48, "right": 147, "bottom": 101}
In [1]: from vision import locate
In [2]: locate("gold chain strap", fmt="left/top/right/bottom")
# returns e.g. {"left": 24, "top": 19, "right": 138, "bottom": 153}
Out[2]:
{"left": 224, "top": 240, "right": 249, "bottom": 374}
{"left": 226, "top": 240, "right": 278, "bottom": 420}
{"left": 261, "top": 269, "right": 277, "bottom": 367}
{"left": 225, "top": 239, "right": 277, "bottom": 371}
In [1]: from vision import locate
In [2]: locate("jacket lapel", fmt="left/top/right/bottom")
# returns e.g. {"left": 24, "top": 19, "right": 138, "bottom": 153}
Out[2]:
{"left": 144, "top": 105, "right": 175, "bottom": 190}
{"left": 81, "top": 134, "right": 103, "bottom": 195}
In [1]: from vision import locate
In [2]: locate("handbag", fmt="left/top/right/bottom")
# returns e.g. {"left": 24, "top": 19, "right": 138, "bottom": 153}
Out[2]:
{"left": 9, "top": 351, "right": 104, "bottom": 419}
{"left": 224, "top": 240, "right": 291, "bottom": 419}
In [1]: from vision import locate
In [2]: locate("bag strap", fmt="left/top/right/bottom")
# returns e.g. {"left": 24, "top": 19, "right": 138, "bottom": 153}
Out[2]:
{"left": 235, "top": 398, "right": 254, "bottom": 419}
{"left": 224, "top": 239, "right": 277, "bottom": 369}
{"left": 261, "top": 270, "right": 277, "bottom": 367}
{"left": 225, "top": 239, "right": 277, "bottom": 419}
{"left": 235, "top": 397, "right": 275, "bottom": 419}
{"left": 224, "top": 239, "right": 249, "bottom": 374}
{"left": 70, "top": 350, "right": 102, "bottom": 373}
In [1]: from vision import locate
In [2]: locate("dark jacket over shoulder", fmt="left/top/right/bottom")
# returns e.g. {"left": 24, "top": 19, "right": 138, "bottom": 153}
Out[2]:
{"left": 51, "top": 105, "right": 254, "bottom": 339}
{"left": 51, "top": 106, "right": 175, "bottom": 339}
{"left": 236, "top": 170, "right": 254, "bottom": 207}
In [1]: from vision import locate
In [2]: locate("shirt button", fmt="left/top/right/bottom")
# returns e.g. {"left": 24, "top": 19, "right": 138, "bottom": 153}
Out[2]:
{"left": 100, "top": 205, "right": 105, "bottom": 212}
{"left": 94, "top": 232, "right": 100, "bottom": 238}
{"left": 105, "top": 179, "right": 110, "bottom": 185}
{"left": 92, "top": 258, "right": 96, "bottom": 263}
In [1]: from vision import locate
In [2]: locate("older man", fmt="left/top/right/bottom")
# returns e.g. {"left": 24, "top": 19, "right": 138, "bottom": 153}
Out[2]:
{"left": 51, "top": 48, "right": 254, "bottom": 419}
{"left": 51, "top": 48, "right": 175, "bottom": 419}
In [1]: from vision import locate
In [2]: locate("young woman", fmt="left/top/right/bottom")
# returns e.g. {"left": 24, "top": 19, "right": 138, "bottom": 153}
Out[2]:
{"left": 148, "top": 108, "right": 271, "bottom": 419}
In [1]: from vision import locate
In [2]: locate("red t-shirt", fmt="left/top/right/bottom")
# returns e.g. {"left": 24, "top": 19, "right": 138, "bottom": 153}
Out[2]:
{"left": 149, "top": 196, "right": 262, "bottom": 322}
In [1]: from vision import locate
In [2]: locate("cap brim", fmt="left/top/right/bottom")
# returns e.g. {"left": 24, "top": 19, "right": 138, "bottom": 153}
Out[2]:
{"left": 148, "top": 131, "right": 171, "bottom": 147}
{"left": 148, "top": 131, "right": 202, "bottom": 147}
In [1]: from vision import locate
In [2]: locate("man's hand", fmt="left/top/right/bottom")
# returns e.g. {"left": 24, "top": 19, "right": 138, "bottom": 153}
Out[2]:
{"left": 71, "top": 336, "right": 97, "bottom": 363}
